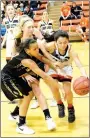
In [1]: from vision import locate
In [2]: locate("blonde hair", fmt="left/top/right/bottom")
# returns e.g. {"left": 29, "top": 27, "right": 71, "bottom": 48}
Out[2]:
{"left": 13, "top": 15, "right": 33, "bottom": 39}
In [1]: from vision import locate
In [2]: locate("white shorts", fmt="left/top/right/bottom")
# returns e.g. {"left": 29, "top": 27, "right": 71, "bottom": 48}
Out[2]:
{"left": 47, "top": 66, "right": 73, "bottom": 77}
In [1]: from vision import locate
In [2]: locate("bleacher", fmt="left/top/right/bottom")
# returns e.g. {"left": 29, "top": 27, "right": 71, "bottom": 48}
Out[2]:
{"left": 33, "top": 1, "right": 48, "bottom": 28}
{"left": 60, "top": 0, "right": 89, "bottom": 41}
{"left": 32, "top": 0, "right": 89, "bottom": 41}
{"left": 1, "top": 0, "right": 89, "bottom": 42}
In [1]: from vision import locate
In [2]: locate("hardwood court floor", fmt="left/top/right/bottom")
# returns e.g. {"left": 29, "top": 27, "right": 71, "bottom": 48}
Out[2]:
{"left": 1, "top": 42, "right": 89, "bottom": 137}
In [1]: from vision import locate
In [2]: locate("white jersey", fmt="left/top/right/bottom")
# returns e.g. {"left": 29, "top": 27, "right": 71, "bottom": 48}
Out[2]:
{"left": 4, "top": 15, "right": 19, "bottom": 38}
{"left": 47, "top": 44, "right": 73, "bottom": 76}
{"left": 4, "top": 15, "right": 19, "bottom": 31}
{"left": 40, "top": 19, "right": 53, "bottom": 35}
{"left": 3, "top": 15, "right": 19, "bottom": 58}
{"left": 52, "top": 44, "right": 71, "bottom": 62}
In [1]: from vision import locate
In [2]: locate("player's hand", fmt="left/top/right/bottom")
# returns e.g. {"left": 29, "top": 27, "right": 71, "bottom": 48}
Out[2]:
{"left": 53, "top": 61, "right": 64, "bottom": 69}
{"left": 34, "top": 28, "right": 44, "bottom": 40}
{"left": 24, "top": 75, "right": 38, "bottom": 86}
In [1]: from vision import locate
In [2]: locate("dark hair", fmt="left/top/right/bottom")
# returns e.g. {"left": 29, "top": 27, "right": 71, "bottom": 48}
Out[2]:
{"left": 15, "top": 38, "right": 36, "bottom": 52}
{"left": 54, "top": 30, "right": 69, "bottom": 41}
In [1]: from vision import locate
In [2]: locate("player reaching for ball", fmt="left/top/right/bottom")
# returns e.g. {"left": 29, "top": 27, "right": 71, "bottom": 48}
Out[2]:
{"left": 39, "top": 30, "right": 88, "bottom": 123}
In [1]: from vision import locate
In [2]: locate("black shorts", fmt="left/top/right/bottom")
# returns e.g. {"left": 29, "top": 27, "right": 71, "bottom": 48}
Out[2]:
{"left": 81, "top": 27, "right": 86, "bottom": 32}
{"left": 1, "top": 72, "right": 32, "bottom": 101}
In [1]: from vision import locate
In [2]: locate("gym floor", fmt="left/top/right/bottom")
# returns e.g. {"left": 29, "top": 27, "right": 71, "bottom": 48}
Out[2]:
{"left": 1, "top": 42, "right": 89, "bottom": 137}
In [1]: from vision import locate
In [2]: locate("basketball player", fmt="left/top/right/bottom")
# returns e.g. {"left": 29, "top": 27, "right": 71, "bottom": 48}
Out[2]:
{"left": 1, "top": 16, "right": 65, "bottom": 133}
{"left": 1, "top": 4, "right": 19, "bottom": 63}
{"left": 25, "top": 30, "right": 88, "bottom": 123}
{"left": 6, "top": 14, "right": 69, "bottom": 123}
{"left": 38, "top": 11, "right": 55, "bottom": 42}
{"left": 43, "top": 30, "right": 87, "bottom": 122}
{"left": 1, "top": 38, "right": 59, "bottom": 134}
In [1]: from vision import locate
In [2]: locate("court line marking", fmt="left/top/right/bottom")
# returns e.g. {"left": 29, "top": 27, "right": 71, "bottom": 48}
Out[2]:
{"left": 1, "top": 96, "right": 89, "bottom": 103}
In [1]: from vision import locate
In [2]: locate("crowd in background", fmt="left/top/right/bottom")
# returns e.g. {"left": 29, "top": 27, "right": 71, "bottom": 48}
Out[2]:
{"left": 1, "top": 0, "right": 89, "bottom": 43}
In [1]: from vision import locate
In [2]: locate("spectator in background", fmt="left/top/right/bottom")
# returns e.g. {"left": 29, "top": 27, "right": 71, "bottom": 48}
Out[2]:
{"left": 1, "top": 0, "right": 6, "bottom": 19}
{"left": 20, "top": 2, "right": 24, "bottom": 12}
{"left": 24, "top": 6, "right": 34, "bottom": 19}
{"left": 13, "top": 2, "right": 19, "bottom": 9}
{"left": 59, "top": 2, "right": 75, "bottom": 26}
{"left": 38, "top": 11, "right": 55, "bottom": 42}
{"left": 71, "top": 2, "right": 82, "bottom": 19}
{"left": 16, "top": 8, "right": 23, "bottom": 16}
{"left": 30, "top": 0, "right": 41, "bottom": 11}
{"left": 76, "top": 13, "right": 89, "bottom": 43}
{"left": 23, "top": 1, "right": 29, "bottom": 8}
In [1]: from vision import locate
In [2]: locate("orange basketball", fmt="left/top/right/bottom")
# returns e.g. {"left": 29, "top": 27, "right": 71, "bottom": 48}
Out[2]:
{"left": 73, "top": 76, "right": 90, "bottom": 96}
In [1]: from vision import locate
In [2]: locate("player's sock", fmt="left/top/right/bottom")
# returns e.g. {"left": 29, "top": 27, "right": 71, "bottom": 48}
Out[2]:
{"left": 11, "top": 106, "right": 19, "bottom": 116}
{"left": 68, "top": 104, "right": 73, "bottom": 108}
{"left": 18, "top": 116, "right": 26, "bottom": 126}
{"left": 43, "top": 109, "right": 51, "bottom": 120}
{"left": 57, "top": 100, "right": 63, "bottom": 105}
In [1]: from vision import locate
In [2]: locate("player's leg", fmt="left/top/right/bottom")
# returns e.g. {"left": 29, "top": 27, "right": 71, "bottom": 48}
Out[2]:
{"left": 8, "top": 100, "right": 22, "bottom": 121}
{"left": 63, "top": 81, "right": 75, "bottom": 123}
{"left": 30, "top": 96, "right": 39, "bottom": 109}
{"left": 16, "top": 92, "right": 35, "bottom": 135}
{"left": 31, "top": 82, "right": 56, "bottom": 130}
{"left": 43, "top": 75, "right": 65, "bottom": 118}
{"left": 8, "top": 76, "right": 56, "bottom": 131}
{"left": 1, "top": 73, "right": 35, "bottom": 134}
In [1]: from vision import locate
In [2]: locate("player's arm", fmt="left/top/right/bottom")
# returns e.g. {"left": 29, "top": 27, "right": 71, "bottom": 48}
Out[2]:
{"left": 71, "top": 50, "right": 87, "bottom": 77}
{"left": 31, "top": 52, "right": 58, "bottom": 72}
{"left": 37, "top": 40, "right": 72, "bottom": 68}
{"left": 37, "top": 39, "right": 56, "bottom": 62}
{"left": 33, "top": 27, "right": 44, "bottom": 40}
{"left": 21, "top": 59, "right": 47, "bottom": 78}
{"left": 21, "top": 58, "right": 59, "bottom": 87}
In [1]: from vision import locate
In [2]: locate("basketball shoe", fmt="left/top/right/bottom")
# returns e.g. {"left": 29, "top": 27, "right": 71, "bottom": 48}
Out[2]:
{"left": 16, "top": 124, "right": 35, "bottom": 134}
{"left": 8, "top": 113, "right": 18, "bottom": 121}
{"left": 68, "top": 106, "right": 75, "bottom": 123}
{"left": 58, "top": 104, "right": 65, "bottom": 118}
{"left": 46, "top": 117, "right": 56, "bottom": 130}
{"left": 30, "top": 100, "right": 39, "bottom": 109}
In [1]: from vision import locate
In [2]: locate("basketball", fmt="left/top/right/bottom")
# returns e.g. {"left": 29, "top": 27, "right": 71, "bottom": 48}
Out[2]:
{"left": 73, "top": 76, "right": 90, "bottom": 96}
